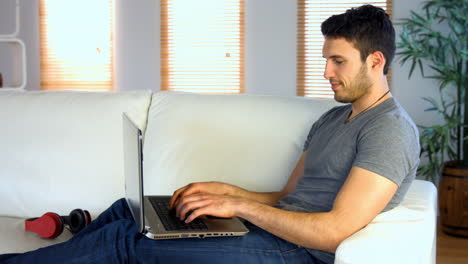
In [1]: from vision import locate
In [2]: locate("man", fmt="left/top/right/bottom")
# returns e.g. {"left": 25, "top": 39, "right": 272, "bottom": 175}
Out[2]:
{"left": 1, "top": 5, "right": 419, "bottom": 264}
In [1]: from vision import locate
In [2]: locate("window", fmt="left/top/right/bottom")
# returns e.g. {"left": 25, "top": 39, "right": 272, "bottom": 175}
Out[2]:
{"left": 161, "top": 0, "right": 244, "bottom": 94}
{"left": 40, "top": 0, "right": 114, "bottom": 91}
{"left": 297, "top": 1, "right": 392, "bottom": 98}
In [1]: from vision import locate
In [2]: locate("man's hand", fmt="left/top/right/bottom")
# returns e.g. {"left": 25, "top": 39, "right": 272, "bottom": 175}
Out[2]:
{"left": 169, "top": 182, "right": 237, "bottom": 210}
{"left": 173, "top": 192, "right": 246, "bottom": 223}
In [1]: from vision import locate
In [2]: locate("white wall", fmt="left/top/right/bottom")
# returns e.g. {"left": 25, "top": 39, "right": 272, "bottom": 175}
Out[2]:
{"left": 115, "top": 0, "right": 159, "bottom": 91}
{"left": 1, "top": 0, "right": 441, "bottom": 127}
{"left": 245, "top": 0, "right": 297, "bottom": 96}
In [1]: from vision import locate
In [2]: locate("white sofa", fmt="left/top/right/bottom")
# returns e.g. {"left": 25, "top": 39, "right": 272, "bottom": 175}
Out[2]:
{"left": 0, "top": 90, "right": 437, "bottom": 263}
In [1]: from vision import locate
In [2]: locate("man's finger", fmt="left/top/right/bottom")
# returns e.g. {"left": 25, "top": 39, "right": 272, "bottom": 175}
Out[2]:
{"left": 171, "top": 183, "right": 195, "bottom": 207}
{"left": 178, "top": 197, "right": 212, "bottom": 220}
{"left": 175, "top": 192, "right": 197, "bottom": 217}
{"left": 170, "top": 183, "right": 204, "bottom": 209}
{"left": 170, "top": 188, "right": 183, "bottom": 209}
{"left": 185, "top": 207, "right": 212, "bottom": 223}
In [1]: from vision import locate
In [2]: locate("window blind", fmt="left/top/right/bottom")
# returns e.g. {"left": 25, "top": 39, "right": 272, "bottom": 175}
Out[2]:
{"left": 297, "top": 1, "right": 392, "bottom": 98}
{"left": 161, "top": 0, "right": 244, "bottom": 94}
{"left": 40, "top": 0, "right": 114, "bottom": 91}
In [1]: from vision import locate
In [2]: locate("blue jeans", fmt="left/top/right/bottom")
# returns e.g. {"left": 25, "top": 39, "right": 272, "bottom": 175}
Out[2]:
{"left": 1, "top": 198, "right": 325, "bottom": 264}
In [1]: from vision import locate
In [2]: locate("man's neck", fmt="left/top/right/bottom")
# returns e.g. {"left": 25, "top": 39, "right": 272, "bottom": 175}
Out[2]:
{"left": 350, "top": 78, "right": 391, "bottom": 119}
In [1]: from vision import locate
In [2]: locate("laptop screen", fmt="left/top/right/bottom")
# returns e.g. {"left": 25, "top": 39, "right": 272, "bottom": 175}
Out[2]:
{"left": 122, "top": 113, "right": 145, "bottom": 233}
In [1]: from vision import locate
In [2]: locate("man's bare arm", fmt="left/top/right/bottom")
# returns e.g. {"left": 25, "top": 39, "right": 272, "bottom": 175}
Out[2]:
{"left": 178, "top": 166, "right": 398, "bottom": 253}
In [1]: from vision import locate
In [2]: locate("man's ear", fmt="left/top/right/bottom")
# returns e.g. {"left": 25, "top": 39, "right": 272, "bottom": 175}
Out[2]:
{"left": 369, "top": 51, "right": 386, "bottom": 72}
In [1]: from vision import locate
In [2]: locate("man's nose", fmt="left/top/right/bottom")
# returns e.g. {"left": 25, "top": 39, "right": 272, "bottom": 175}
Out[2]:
{"left": 323, "top": 62, "right": 334, "bottom": 80}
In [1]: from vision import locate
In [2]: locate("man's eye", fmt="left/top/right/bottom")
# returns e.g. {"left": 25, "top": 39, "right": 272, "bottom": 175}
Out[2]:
{"left": 334, "top": 60, "right": 344, "bottom": 65}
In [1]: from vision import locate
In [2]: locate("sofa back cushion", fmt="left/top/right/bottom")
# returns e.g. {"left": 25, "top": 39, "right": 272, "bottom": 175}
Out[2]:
{"left": 0, "top": 90, "right": 152, "bottom": 218}
{"left": 143, "top": 91, "right": 339, "bottom": 195}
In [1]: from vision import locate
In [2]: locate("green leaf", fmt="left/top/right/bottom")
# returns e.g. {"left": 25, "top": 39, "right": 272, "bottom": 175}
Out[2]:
{"left": 418, "top": 60, "right": 425, "bottom": 77}
{"left": 422, "top": 97, "right": 439, "bottom": 108}
{"left": 409, "top": 59, "right": 417, "bottom": 78}
{"left": 424, "top": 107, "right": 438, "bottom": 112}
{"left": 429, "top": 65, "right": 445, "bottom": 75}
{"left": 460, "top": 50, "right": 468, "bottom": 60}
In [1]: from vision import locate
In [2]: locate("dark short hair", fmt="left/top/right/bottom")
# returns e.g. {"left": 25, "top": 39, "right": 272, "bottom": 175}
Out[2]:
{"left": 321, "top": 5, "right": 395, "bottom": 75}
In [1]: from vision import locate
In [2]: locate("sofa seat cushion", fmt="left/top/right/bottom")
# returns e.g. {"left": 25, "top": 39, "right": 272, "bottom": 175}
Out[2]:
{"left": 0, "top": 180, "right": 437, "bottom": 260}
{"left": 0, "top": 216, "right": 73, "bottom": 254}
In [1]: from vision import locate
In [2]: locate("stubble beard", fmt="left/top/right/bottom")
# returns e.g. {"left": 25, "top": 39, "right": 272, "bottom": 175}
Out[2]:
{"left": 333, "top": 64, "right": 373, "bottom": 104}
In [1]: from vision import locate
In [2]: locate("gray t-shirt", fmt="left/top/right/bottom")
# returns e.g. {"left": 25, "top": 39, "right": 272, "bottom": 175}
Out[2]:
{"left": 276, "top": 98, "right": 420, "bottom": 263}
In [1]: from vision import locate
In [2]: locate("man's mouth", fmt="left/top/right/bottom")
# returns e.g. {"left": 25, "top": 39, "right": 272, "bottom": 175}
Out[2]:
{"left": 330, "top": 81, "right": 342, "bottom": 91}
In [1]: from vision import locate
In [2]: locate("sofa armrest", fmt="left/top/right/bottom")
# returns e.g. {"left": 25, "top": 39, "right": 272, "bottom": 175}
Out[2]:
{"left": 335, "top": 180, "right": 437, "bottom": 264}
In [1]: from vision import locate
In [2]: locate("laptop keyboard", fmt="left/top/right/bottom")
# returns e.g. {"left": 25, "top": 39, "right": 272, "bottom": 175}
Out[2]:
{"left": 149, "top": 197, "right": 208, "bottom": 231}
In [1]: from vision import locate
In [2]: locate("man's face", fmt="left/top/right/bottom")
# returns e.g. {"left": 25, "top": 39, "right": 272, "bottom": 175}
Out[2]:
{"left": 322, "top": 37, "right": 373, "bottom": 103}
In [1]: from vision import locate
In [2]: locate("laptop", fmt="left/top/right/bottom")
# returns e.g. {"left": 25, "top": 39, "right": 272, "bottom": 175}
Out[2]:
{"left": 122, "top": 113, "right": 249, "bottom": 240}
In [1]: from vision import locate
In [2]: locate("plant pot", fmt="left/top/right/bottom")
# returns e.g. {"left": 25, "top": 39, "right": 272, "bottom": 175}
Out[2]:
{"left": 438, "top": 161, "right": 468, "bottom": 237}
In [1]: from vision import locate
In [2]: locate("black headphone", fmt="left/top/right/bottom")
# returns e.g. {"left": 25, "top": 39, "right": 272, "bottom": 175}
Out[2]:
{"left": 25, "top": 209, "right": 91, "bottom": 239}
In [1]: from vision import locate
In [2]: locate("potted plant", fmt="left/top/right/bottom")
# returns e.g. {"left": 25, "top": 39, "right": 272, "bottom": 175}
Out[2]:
{"left": 397, "top": 0, "right": 467, "bottom": 236}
